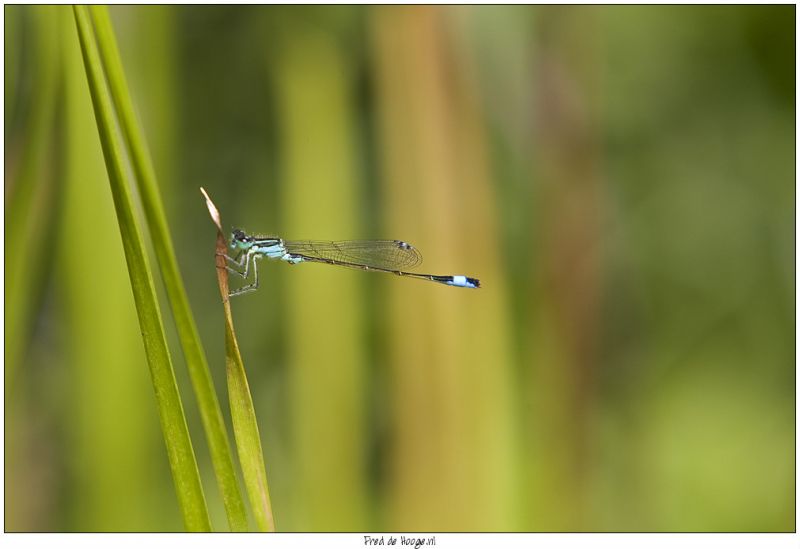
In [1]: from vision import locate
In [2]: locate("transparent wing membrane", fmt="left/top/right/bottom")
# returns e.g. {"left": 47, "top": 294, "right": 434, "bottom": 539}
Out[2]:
{"left": 283, "top": 239, "right": 423, "bottom": 271}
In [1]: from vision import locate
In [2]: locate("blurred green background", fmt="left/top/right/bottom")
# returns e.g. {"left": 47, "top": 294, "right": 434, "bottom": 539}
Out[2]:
{"left": 5, "top": 5, "right": 794, "bottom": 532}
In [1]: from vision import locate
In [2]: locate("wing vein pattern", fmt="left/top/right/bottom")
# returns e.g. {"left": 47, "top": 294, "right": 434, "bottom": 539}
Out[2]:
{"left": 283, "top": 240, "right": 423, "bottom": 271}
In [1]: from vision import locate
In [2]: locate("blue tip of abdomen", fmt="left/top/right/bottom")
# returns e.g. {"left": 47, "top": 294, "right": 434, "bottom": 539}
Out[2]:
{"left": 447, "top": 275, "right": 481, "bottom": 289}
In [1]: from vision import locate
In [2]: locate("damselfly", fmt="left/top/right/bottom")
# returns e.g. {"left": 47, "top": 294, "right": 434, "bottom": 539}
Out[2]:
{"left": 222, "top": 229, "right": 481, "bottom": 297}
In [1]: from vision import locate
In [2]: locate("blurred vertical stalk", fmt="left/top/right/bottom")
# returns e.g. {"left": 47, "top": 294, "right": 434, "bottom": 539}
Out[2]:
{"left": 4, "top": 6, "right": 61, "bottom": 530}
{"left": 59, "top": 6, "right": 158, "bottom": 530}
{"left": 5, "top": 5, "right": 22, "bottom": 138}
{"left": 5, "top": 5, "right": 60, "bottom": 382}
{"left": 528, "top": 6, "right": 605, "bottom": 530}
{"left": 271, "top": 16, "right": 368, "bottom": 531}
{"left": 371, "top": 5, "right": 518, "bottom": 530}
{"left": 450, "top": 6, "right": 540, "bottom": 529}
{"left": 121, "top": 5, "right": 177, "bottom": 194}
{"left": 371, "top": 6, "right": 462, "bottom": 530}
{"left": 447, "top": 7, "right": 521, "bottom": 530}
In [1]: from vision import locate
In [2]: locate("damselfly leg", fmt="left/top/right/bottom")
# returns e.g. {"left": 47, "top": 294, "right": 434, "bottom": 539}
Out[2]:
{"left": 216, "top": 248, "right": 261, "bottom": 296}
{"left": 217, "top": 249, "right": 246, "bottom": 271}
{"left": 226, "top": 251, "right": 261, "bottom": 296}
{"left": 229, "top": 256, "right": 260, "bottom": 296}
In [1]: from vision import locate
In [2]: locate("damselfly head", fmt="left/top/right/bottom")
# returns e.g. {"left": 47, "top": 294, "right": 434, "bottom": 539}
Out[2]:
{"left": 230, "top": 228, "right": 252, "bottom": 249}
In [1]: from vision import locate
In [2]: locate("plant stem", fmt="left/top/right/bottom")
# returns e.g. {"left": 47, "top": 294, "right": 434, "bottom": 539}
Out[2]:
{"left": 202, "top": 188, "right": 277, "bottom": 532}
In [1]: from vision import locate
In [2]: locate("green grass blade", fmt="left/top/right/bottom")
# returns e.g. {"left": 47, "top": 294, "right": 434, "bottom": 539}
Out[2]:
{"left": 72, "top": 5, "right": 211, "bottom": 532}
{"left": 88, "top": 5, "right": 248, "bottom": 531}
{"left": 61, "top": 5, "right": 158, "bottom": 530}
{"left": 202, "top": 189, "right": 277, "bottom": 532}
